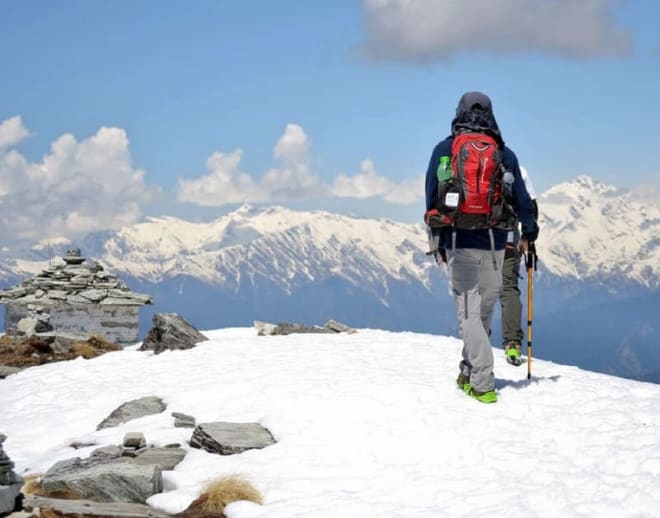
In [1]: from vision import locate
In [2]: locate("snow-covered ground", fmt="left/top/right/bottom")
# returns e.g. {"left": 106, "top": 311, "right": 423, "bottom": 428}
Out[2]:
{"left": 1, "top": 328, "right": 659, "bottom": 517}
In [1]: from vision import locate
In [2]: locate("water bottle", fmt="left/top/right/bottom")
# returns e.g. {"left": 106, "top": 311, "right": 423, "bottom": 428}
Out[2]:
{"left": 437, "top": 156, "right": 452, "bottom": 183}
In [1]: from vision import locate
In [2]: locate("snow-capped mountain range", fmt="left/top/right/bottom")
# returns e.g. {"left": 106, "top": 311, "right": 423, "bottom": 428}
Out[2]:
{"left": 1, "top": 175, "right": 658, "bottom": 382}
{"left": 2, "top": 175, "right": 658, "bottom": 291}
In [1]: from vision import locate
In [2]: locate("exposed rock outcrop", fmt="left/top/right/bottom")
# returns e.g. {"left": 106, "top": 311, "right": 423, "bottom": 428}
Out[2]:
{"left": 190, "top": 422, "right": 276, "bottom": 455}
{"left": 139, "top": 314, "right": 208, "bottom": 355}
{"left": 0, "top": 433, "right": 24, "bottom": 515}
{"left": 254, "top": 319, "right": 356, "bottom": 336}
{"left": 97, "top": 396, "right": 167, "bottom": 431}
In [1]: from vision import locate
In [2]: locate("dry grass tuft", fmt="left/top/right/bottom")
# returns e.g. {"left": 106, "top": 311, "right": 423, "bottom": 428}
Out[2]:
{"left": 72, "top": 341, "right": 97, "bottom": 358}
{"left": 199, "top": 474, "right": 262, "bottom": 513}
{"left": 22, "top": 473, "right": 83, "bottom": 500}
{"left": 21, "top": 473, "right": 44, "bottom": 495}
{"left": 0, "top": 334, "right": 122, "bottom": 367}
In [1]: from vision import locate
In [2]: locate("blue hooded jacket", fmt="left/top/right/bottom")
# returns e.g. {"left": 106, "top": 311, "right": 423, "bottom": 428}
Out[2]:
{"left": 425, "top": 92, "right": 538, "bottom": 250}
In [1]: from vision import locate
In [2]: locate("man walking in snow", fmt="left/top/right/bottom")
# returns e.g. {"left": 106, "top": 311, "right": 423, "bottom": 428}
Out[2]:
{"left": 424, "top": 92, "right": 538, "bottom": 403}
{"left": 500, "top": 166, "right": 538, "bottom": 366}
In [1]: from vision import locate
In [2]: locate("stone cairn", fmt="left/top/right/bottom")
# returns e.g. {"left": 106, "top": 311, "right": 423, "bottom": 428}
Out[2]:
{"left": 0, "top": 247, "right": 152, "bottom": 309}
{"left": 0, "top": 433, "right": 23, "bottom": 515}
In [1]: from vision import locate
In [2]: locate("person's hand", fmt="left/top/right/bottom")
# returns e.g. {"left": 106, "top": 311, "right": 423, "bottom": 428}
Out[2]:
{"left": 519, "top": 239, "right": 528, "bottom": 255}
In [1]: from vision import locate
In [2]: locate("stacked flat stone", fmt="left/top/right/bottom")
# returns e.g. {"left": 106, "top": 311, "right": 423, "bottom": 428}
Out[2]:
{"left": 0, "top": 433, "right": 23, "bottom": 514}
{"left": 0, "top": 248, "right": 152, "bottom": 307}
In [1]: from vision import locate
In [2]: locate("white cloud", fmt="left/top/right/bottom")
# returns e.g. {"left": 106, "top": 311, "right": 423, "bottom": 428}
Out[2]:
{"left": 362, "top": 0, "right": 632, "bottom": 62}
{"left": 333, "top": 160, "right": 423, "bottom": 205}
{"left": 0, "top": 118, "right": 159, "bottom": 241}
{"left": 177, "top": 150, "right": 264, "bottom": 206}
{"left": 0, "top": 115, "right": 30, "bottom": 149}
{"left": 333, "top": 159, "right": 394, "bottom": 198}
{"left": 177, "top": 124, "right": 327, "bottom": 206}
{"left": 178, "top": 125, "right": 423, "bottom": 208}
{"left": 383, "top": 175, "right": 424, "bottom": 204}
{"left": 262, "top": 124, "right": 326, "bottom": 200}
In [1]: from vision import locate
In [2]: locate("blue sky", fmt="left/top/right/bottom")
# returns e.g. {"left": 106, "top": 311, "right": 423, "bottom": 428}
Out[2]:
{"left": 1, "top": 0, "right": 659, "bottom": 243}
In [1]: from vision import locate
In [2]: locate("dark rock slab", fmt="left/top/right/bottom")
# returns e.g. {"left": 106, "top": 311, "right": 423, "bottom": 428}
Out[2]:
{"left": 171, "top": 412, "right": 196, "bottom": 429}
{"left": 25, "top": 495, "right": 173, "bottom": 517}
{"left": 0, "top": 482, "right": 22, "bottom": 514}
{"left": 0, "top": 365, "right": 23, "bottom": 379}
{"left": 97, "top": 396, "right": 166, "bottom": 430}
{"left": 40, "top": 456, "right": 162, "bottom": 504}
{"left": 254, "top": 319, "right": 355, "bottom": 336}
{"left": 132, "top": 448, "right": 186, "bottom": 471}
{"left": 139, "top": 314, "right": 208, "bottom": 355}
{"left": 190, "top": 422, "right": 275, "bottom": 455}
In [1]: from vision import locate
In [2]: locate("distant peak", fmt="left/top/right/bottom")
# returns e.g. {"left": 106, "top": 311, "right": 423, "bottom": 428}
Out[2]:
{"left": 573, "top": 175, "right": 616, "bottom": 194}
{"left": 543, "top": 175, "right": 618, "bottom": 198}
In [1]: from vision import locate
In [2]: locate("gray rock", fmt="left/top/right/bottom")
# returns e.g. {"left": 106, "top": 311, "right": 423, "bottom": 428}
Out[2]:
{"left": 99, "top": 297, "right": 145, "bottom": 305}
{"left": 323, "top": 319, "right": 356, "bottom": 333}
{"left": 171, "top": 412, "right": 196, "bottom": 428}
{"left": 190, "top": 422, "right": 276, "bottom": 455}
{"left": 78, "top": 289, "right": 108, "bottom": 302}
{"left": 25, "top": 495, "right": 172, "bottom": 518}
{"left": 133, "top": 448, "right": 186, "bottom": 471}
{"left": 123, "top": 433, "right": 147, "bottom": 449}
{"left": 0, "top": 483, "right": 22, "bottom": 515}
{"left": 139, "top": 313, "right": 208, "bottom": 355}
{"left": 41, "top": 456, "right": 162, "bottom": 504}
{"left": 97, "top": 396, "right": 167, "bottom": 430}
{"left": 255, "top": 321, "right": 334, "bottom": 336}
{"left": 46, "top": 290, "right": 68, "bottom": 300}
{"left": 0, "top": 433, "right": 6, "bottom": 444}
{"left": 0, "top": 366, "right": 22, "bottom": 379}
{"left": 66, "top": 294, "right": 91, "bottom": 304}
{"left": 91, "top": 445, "right": 123, "bottom": 458}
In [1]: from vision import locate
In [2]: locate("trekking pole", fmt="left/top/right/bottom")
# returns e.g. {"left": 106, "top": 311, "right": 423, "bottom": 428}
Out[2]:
{"left": 526, "top": 242, "right": 537, "bottom": 380}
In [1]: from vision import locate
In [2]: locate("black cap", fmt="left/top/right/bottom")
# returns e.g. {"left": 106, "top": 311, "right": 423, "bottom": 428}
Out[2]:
{"left": 456, "top": 91, "right": 492, "bottom": 115}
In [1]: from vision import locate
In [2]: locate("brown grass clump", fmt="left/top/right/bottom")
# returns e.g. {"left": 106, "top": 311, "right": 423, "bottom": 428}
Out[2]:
{"left": 21, "top": 473, "right": 44, "bottom": 495}
{"left": 180, "top": 475, "right": 262, "bottom": 517}
{"left": 21, "top": 474, "right": 83, "bottom": 500}
{"left": 0, "top": 334, "right": 121, "bottom": 368}
{"left": 203, "top": 475, "right": 262, "bottom": 511}
{"left": 72, "top": 335, "right": 122, "bottom": 358}
{"left": 71, "top": 341, "right": 98, "bottom": 359}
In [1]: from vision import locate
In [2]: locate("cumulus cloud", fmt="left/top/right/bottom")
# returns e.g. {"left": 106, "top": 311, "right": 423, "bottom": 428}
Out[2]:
{"left": 177, "top": 149, "right": 264, "bottom": 206}
{"left": 0, "top": 118, "right": 159, "bottom": 242}
{"left": 262, "top": 124, "right": 326, "bottom": 200}
{"left": 333, "top": 159, "right": 394, "bottom": 199}
{"left": 362, "top": 0, "right": 632, "bottom": 62}
{"left": 178, "top": 124, "right": 325, "bottom": 206}
{"left": 0, "top": 115, "right": 30, "bottom": 150}
{"left": 178, "top": 125, "right": 423, "bottom": 207}
{"left": 333, "top": 159, "right": 423, "bottom": 204}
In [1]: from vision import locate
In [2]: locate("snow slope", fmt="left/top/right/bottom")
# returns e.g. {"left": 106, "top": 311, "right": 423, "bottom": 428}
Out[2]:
{"left": 1, "top": 328, "right": 659, "bottom": 517}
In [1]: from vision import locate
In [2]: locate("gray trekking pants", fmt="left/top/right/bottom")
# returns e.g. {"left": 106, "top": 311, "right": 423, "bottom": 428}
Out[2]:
{"left": 448, "top": 248, "right": 505, "bottom": 393}
{"left": 501, "top": 246, "right": 524, "bottom": 344}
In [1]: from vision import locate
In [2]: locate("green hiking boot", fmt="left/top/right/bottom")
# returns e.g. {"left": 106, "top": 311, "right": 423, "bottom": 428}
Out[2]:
{"left": 462, "top": 383, "right": 498, "bottom": 404}
{"left": 504, "top": 340, "right": 523, "bottom": 366}
{"left": 456, "top": 373, "right": 470, "bottom": 390}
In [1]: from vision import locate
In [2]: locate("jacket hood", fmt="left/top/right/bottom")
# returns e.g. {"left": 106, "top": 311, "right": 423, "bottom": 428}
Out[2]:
{"left": 450, "top": 91, "right": 504, "bottom": 145}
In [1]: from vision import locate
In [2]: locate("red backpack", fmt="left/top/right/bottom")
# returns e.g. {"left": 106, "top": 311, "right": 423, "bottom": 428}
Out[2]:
{"left": 428, "top": 132, "right": 513, "bottom": 230}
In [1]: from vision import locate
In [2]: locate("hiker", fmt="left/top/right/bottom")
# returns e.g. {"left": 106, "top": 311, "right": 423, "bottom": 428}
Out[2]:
{"left": 500, "top": 166, "right": 539, "bottom": 366}
{"left": 424, "top": 91, "right": 538, "bottom": 403}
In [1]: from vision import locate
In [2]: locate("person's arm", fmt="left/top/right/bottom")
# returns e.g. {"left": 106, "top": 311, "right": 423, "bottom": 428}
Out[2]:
{"left": 425, "top": 145, "right": 441, "bottom": 212}
{"left": 505, "top": 149, "right": 538, "bottom": 242}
